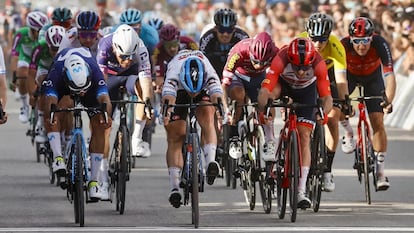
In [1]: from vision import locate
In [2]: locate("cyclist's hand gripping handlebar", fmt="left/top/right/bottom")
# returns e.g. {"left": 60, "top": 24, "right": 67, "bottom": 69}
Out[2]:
{"left": 380, "top": 90, "right": 393, "bottom": 114}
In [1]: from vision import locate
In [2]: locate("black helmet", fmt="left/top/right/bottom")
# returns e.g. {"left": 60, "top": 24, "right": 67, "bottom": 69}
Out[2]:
{"left": 306, "top": 13, "right": 333, "bottom": 38}
{"left": 213, "top": 8, "right": 237, "bottom": 28}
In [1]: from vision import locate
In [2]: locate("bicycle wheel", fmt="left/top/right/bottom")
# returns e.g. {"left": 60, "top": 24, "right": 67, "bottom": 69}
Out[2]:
{"left": 254, "top": 125, "right": 271, "bottom": 214}
{"left": 288, "top": 132, "right": 299, "bottom": 222}
{"left": 44, "top": 143, "right": 55, "bottom": 185}
{"left": 191, "top": 133, "right": 200, "bottom": 228}
{"left": 361, "top": 121, "right": 371, "bottom": 204}
{"left": 309, "top": 123, "right": 326, "bottom": 212}
{"left": 73, "top": 134, "right": 85, "bottom": 226}
{"left": 117, "top": 126, "right": 129, "bottom": 214}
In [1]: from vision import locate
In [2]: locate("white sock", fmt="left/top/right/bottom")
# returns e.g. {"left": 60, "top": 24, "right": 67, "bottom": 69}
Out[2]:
{"left": 48, "top": 132, "right": 62, "bottom": 159}
{"left": 203, "top": 144, "right": 217, "bottom": 164}
{"left": 375, "top": 151, "right": 386, "bottom": 176}
{"left": 90, "top": 153, "right": 104, "bottom": 182}
{"left": 132, "top": 119, "right": 146, "bottom": 140}
{"left": 168, "top": 167, "right": 181, "bottom": 191}
{"left": 263, "top": 121, "right": 275, "bottom": 142}
{"left": 298, "top": 166, "right": 310, "bottom": 193}
{"left": 340, "top": 120, "right": 353, "bottom": 137}
{"left": 20, "top": 94, "right": 28, "bottom": 109}
{"left": 36, "top": 111, "right": 44, "bottom": 128}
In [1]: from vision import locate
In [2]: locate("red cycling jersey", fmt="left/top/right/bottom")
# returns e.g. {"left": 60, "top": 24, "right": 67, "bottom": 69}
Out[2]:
{"left": 341, "top": 34, "right": 394, "bottom": 77}
{"left": 261, "top": 46, "right": 331, "bottom": 98}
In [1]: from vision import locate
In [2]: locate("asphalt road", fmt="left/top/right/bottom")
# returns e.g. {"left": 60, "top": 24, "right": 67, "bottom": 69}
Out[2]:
{"left": 0, "top": 92, "right": 414, "bottom": 232}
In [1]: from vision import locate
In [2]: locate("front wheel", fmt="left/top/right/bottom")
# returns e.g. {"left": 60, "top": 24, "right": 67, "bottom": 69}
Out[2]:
{"left": 288, "top": 132, "right": 299, "bottom": 223}
{"left": 73, "top": 134, "right": 85, "bottom": 226}
{"left": 361, "top": 122, "right": 371, "bottom": 204}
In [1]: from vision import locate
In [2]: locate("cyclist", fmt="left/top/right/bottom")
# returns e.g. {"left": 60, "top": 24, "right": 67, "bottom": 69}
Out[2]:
{"left": 96, "top": 24, "right": 153, "bottom": 158}
{"left": 147, "top": 17, "right": 164, "bottom": 32}
{"left": 118, "top": 8, "right": 159, "bottom": 56}
{"left": 28, "top": 25, "right": 66, "bottom": 143}
{"left": 258, "top": 38, "right": 333, "bottom": 209}
{"left": 221, "top": 31, "right": 279, "bottom": 160}
{"left": 340, "top": 17, "right": 395, "bottom": 191}
{"left": 10, "top": 11, "right": 49, "bottom": 124}
{"left": 199, "top": 8, "right": 249, "bottom": 77}
{"left": 298, "top": 13, "right": 349, "bottom": 192}
{"left": 38, "top": 7, "right": 73, "bottom": 41}
{"left": 161, "top": 49, "right": 224, "bottom": 208}
{"left": 0, "top": 46, "right": 7, "bottom": 125}
{"left": 58, "top": 10, "right": 102, "bottom": 57}
{"left": 44, "top": 47, "right": 112, "bottom": 201}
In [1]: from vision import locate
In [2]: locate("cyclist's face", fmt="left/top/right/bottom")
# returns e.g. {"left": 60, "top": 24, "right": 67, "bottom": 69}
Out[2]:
{"left": 78, "top": 30, "right": 98, "bottom": 48}
{"left": 309, "top": 36, "right": 328, "bottom": 52}
{"left": 163, "top": 40, "right": 179, "bottom": 57}
{"left": 216, "top": 26, "right": 235, "bottom": 44}
{"left": 351, "top": 37, "right": 372, "bottom": 56}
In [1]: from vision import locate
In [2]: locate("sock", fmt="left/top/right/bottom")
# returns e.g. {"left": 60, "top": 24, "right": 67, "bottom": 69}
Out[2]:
{"left": 203, "top": 143, "right": 217, "bottom": 164}
{"left": 340, "top": 120, "right": 353, "bottom": 137}
{"left": 48, "top": 132, "right": 62, "bottom": 159}
{"left": 375, "top": 151, "right": 386, "bottom": 176}
{"left": 90, "top": 153, "right": 104, "bottom": 182}
{"left": 325, "top": 151, "right": 335, "bottom": 172}
{"left": 36, "top": 111, "right": 44, "bottom": 128}
{"left": 132, "top": 119, "right": 146, "bottom": 140}
{"left": 263, "top": 121, "right": 275, "bottom": 142}
{"left": 298, "top": 166, "right": 310, "bottom": 193}
{"left": 168, "top": 167, "right": 181, "bottom": 191}
{"left": 20, "top": 94, "right": 28, "bottom": 109}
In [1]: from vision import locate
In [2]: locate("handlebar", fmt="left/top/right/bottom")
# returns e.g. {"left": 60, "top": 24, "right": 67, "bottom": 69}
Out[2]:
{"left": 265, "top": 96, "right": 324, "bottom": 120}
{"left": 50, "top": 103, "right": 109, "bottom": 125}
{"left": 162, "top": 98, "right": 224, "bottom": 118}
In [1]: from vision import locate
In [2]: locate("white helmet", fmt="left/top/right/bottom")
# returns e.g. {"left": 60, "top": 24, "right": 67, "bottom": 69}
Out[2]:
{"left": 26, "top": 11, "right": 49, "bottom": 31}
{"left": 112, "top": 24, "right": 139, "bottom": 56}
{"left": 45, "top": 25, "right": 65, "bottom": 48}
{"left": 64, "top": 54, "right": 91, "bottom": 94}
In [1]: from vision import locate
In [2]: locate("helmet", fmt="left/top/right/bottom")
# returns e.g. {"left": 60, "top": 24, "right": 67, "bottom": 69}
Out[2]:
{"left": 249, "top": 32, "right": 278, "bottom": 64}
{"left": 306, "top": 13, "right": 333, "bottom": 38}
{"left": 112, "top": 24, "right": 139, "bottom": 55}
{"left": 52, "top": 7, "right": 73, "bottom": 22}
{"left": 180, "top": 56, "right": 205, "bottom": 94}
{"left": 63, "top": 54, "right": 92, "bottom": 94}
{"left": 148, "top": 18, "right": 164, "bottom": 31}
{"left": 214, "top": 8, "right": 237, "bottom": 28}
{"left": 119, "top": 8, "right": 142, "bottom": 25}
{"left": 45, "top": 25, "right": 65, "bottom": 48}
{"left": 287, "top": 38, "right": 315, "bottom": 66}
{"left": 159, "top": 23, "right": 180, "bottom": 41}
{"left": 349, "top": 17, "right": 375, "bottom": 37}
{"left": 63, "top": 54, "right": 92, "bottom": 93}
{"left": 26, "top": 11, "right": 49, "bottom": 31}
{"left": 76, "top": 11, "right": 101, "bottom": 30}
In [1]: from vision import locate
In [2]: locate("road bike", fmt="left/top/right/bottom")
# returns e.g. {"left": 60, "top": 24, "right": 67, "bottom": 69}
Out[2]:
{"left": 265, "top": 97, "right": 322, "bottom": 222}
{"left": 51, "top": 94, "right": 108, "bottom": 227}
{"left": 109, "top": 87, "right": 151, "bottom": 215}
{"left": 346, "top": 84, "right": 390, "bottom": 204}
{"left": 163, "top": 98, "right": 223, "bottom": 228}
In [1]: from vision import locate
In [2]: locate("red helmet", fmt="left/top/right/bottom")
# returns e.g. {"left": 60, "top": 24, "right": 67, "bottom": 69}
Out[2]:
{"left": 159, "top": 23, "right": 180, "bottom": 41}
{"left": 249, "top": 32, "right": 278, "bottom": 65}
{"left": 348, "top": 17, "right": 375, "bottom": 37}
{"left": 287, "top": 38, "right": 315, "bottom": 66}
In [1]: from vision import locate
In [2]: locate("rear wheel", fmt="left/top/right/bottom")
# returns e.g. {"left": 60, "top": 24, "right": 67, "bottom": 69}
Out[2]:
{"left": 309, "top": 123, "right": 325, "bottom": 212}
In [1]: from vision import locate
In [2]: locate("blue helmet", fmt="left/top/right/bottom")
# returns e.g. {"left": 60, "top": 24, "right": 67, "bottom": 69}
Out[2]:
{"left": 148, "top": 17, "right": 164, "bottom": 31}
{"left": 76, "top": 11, "right": 101, "bottom": 30}
{"left": 180, "top": 57, "right": 205, "bottom": 94}
{"left": 120, "top": 8, "right": 142, "bottom": 25}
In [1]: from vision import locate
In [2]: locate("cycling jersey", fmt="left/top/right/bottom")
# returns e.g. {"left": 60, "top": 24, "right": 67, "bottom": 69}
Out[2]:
{"left": 58, "top": 27, "right": 102, "bottom": 57}
{"left": 162, "top": 50, "right": 222, "bottom": 97}
{"left": 341, "top": 34, "right": 394, "bottom": 77}
{"left": 44, "top": 47, "right": 108, "bottom": 102}
{"left": 96, "top": 33, "right": 151, "bottom": 77}
{"left": 152, "top": 36, "right": 198, "bottom": 78}
{"left": 29, "top": 39, "right": 53, "bottom": 71}
{"left": 11, "top": 27, "right": 37, "bottom": 64}
{"left": 222, "top": 38, "right": 269, "bottom": 86}
{"left": 199, "top": 27, "right": 249, "bottom": 76}
{"left": 262, "top": 46, "right": 331, "bottom": 98}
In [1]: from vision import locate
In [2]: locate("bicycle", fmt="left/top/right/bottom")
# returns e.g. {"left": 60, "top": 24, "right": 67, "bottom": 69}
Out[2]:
{"left": 50, "top": 94, "right": 108, "bottom": 227}
{"left": 109, "top": 87, "right": 151, "bottom": 215}
{"left": 232, "top": 100, "right": 270, "bottom": 214}
{"left": 265, "top": 97, "right": 322, "bottom": 222}
{"left": 346, "top": 84, "right": 390, "bottom": 204}
{"left": 162, "top": 97, "right": 223, "bottom": 229}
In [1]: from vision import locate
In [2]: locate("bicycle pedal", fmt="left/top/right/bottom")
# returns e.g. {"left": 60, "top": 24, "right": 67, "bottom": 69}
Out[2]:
{"left": 60, "top": 182, "right": 69, "bottom": 190}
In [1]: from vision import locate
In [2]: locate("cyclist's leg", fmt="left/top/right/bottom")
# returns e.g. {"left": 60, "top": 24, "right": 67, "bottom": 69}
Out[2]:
{"left": 226, "top": 77, "right": 245, "bottom": 159}
{"left": 16, "top": 61, "right": 30, "bottom": 123}
{"left": 340, "top": 74, "right": 357, "bottom": 154}
{"left": 34, "top": 70, "right": 48, "bottom": 143}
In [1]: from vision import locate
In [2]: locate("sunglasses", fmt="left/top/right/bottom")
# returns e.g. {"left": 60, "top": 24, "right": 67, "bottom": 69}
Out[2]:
{"left": 292, "top": 64, "right": 312, "bottom": 71}
{"left": 250, "top": 54, "right": 270, "bottom": 66}
{"left": 118, "top": 54, "right": 134, "bottom": 61}
{"left": 351, "top": 37, "right": 372, "bottom": 45}
{"left": 217, "top": 26, "right": 235, "bottom": 34}
{"left": 310, "top": 36, "right": 328, "bottom": 43}
{"left": 53, "top": 20, "right": 72, "bottom": 29}
{"left": 78, "top": 30, "right": 98, "bottom": 39}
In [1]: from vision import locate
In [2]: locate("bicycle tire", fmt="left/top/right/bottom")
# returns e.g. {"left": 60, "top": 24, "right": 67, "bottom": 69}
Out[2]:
{"left": 276, "top": 146, "right": 287, "bottom": 219}
{"left": 191, "top": 133, "right": 199, "bottom": 228}
{"left": 361, "top": 121, "right": 371, "bottom": 204}
{"left": 255, "top": 125, "right": 271, "bottom": 214}
{"left": 289, "top": 132, "right": 299, "bottom": 222}
{"left": 45, "top": 143, "right": 55, "bottom": 185}
{"left": 73, "top": 134, "right": 85, "bottom": 226}
{"left": 117, "top": 126, "right": 129, "bottom": 214}
{"left": 309, "top": 123, "right": 325, "bottom": 212}
{"left": 240, "top": 125, "right": 256, "bottom": 210}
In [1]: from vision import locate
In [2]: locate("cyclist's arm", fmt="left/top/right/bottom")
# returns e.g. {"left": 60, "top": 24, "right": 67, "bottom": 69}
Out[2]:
{"left": 331, "top": 36, "right": 349, "bottom": 100}
{"left": 384, "top": 72, "right": 396, "bottom": 113}
{"left": 314, "top": 55, "right": 333, "bottom": 114}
